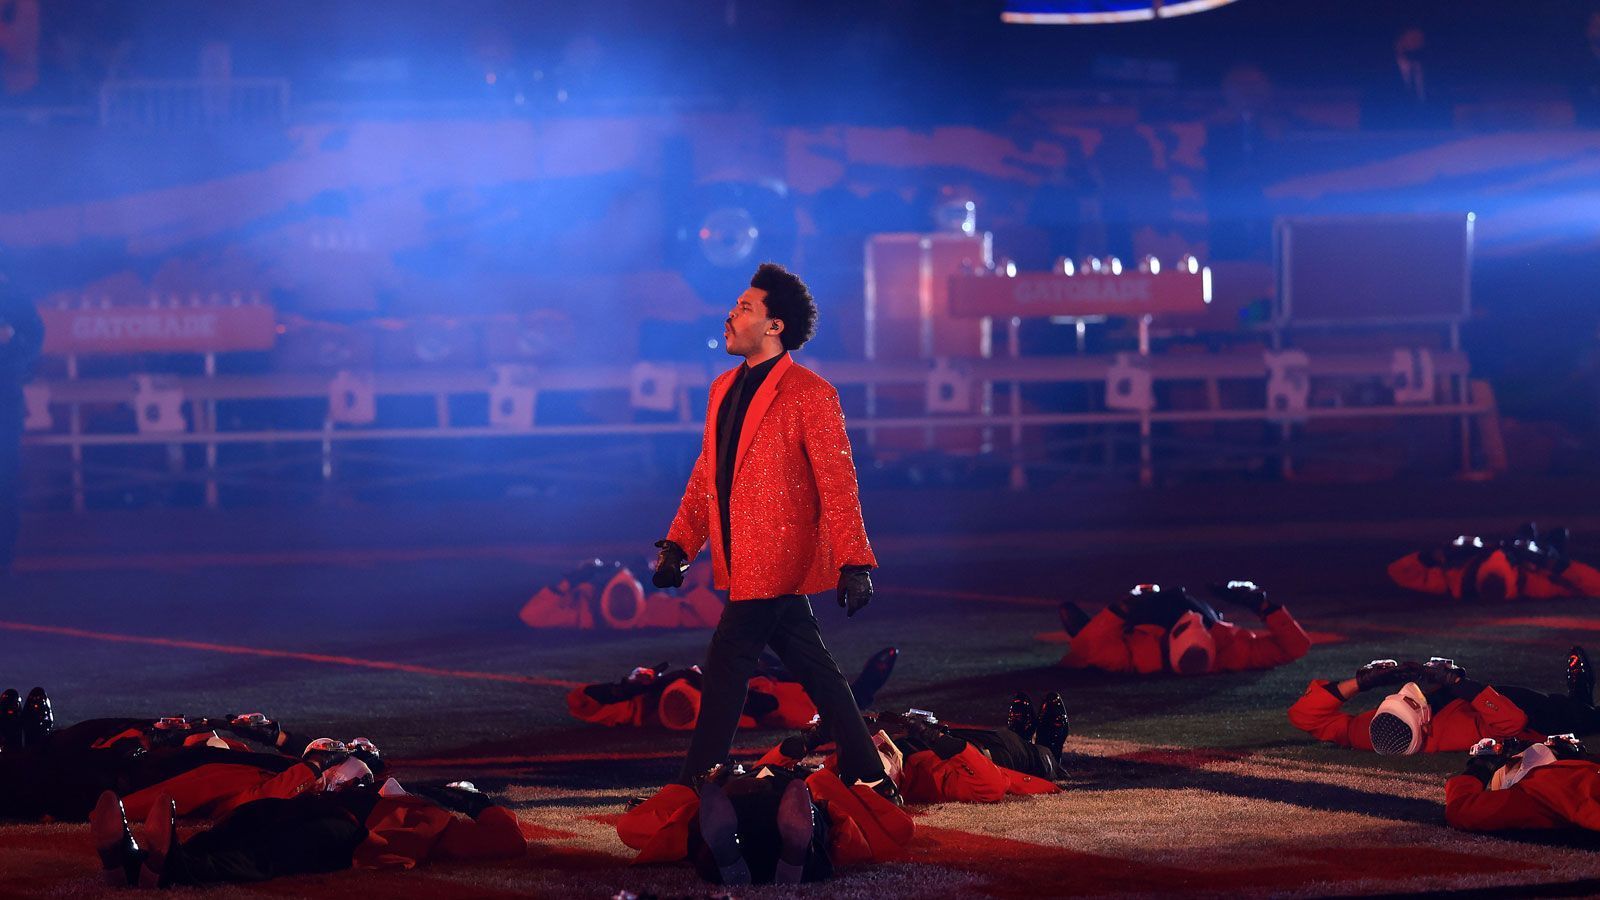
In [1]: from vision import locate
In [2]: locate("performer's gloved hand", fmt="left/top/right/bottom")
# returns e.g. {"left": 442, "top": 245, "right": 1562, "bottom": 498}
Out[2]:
{"left": 223, "top": 712, "right": 281, "bottom": 747}
{"left": 1418, "top": 657, "right": 1467, "bottom": 691}
{"left": 651, "top": 539, "right": 689, "bottom": 589}
{"left": 838, "top": 566, "right": 873, "bottom": 617}
{"left": 1205, "top": 580, "right": 1280, "bottom": 618}
{"left": 1354, "top": 659, "right": 1422, "bottom": 692}
{"left": 1545, "top": 733, "right": 1586, "bottom": 760}
{"left": 1462, "top": 737, "right": 1508, "bottom": 785}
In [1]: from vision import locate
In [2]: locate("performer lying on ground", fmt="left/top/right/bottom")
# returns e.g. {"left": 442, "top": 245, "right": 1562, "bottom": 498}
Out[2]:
{"left": 617, "top": 753, "right": 915, "bottom": 875}
{"left": 1057, "top": 581, "right": 1311, "bottom": 675}
{"left": 568, "top": 647, "right": 898, "bottom": 731}
{"left": 1289, "top": 648, "right": 1600, "bottom": 755}
{"left": 91, "top": 776, "right": 526, "bottom": 888}
{"left": 1388, "top": 522, "right": 1600, "bottom": 600}
{"left": 0, "top": 699, "right": 379, "bottom": 822}
{"left": 1444, "top": 733, "right": 1600, "bottom": 832}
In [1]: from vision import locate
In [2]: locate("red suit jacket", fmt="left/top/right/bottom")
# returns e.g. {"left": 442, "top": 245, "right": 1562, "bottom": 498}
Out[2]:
{"left": 353, "top": 797, "right": 527, "bottom": 869}
{"left": 1288, "top": 680, "right": 1538, "bottom": 752}
{"left": 1446, "top": 760, "right": 1600, "bottom": 831}
{"left": 667, "top": 354, "right": 876, "bottom": 601}
{"left": 1059, "top": 607, "right": 1311, "bottom": 675}
{"left": 1388, "top": 551, "right": 1600, "bottom": 600}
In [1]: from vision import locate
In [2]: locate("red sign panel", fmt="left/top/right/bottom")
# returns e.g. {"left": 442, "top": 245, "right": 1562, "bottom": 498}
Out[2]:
{"left": 40, "top": 305, "right": 278, "bottom": 355}
{"left": 947, "top": 271, "right": 1209, "bottom": 319}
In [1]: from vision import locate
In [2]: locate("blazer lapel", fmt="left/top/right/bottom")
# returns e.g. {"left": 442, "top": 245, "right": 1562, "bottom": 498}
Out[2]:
{"left": 734, "top": 353, "right": 794, "bottom": 476}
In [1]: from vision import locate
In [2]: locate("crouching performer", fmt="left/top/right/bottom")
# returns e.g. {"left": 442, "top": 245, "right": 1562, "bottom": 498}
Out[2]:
{"left": 1057, "top": 581, "right": 1310, "bottom": 675}
{"left": 1388, "top": 522, "right": 1600, "bottom": 601}
{"left": 617, "top": 756, "right": 915, "bottom": 885}
{"left": 1289, "top": 649, "right": 1600, "bottom": 755}
{"left": 91, "top": 776, "right": 526, "bottom": 888}
{"left": 1444, "top": 734, "right": 1600, "bottom": 832}
{"left": 568, "top": 647, "right": 897, "bottom": 732}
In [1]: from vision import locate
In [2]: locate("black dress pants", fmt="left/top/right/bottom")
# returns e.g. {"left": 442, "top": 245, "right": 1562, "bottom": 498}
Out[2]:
{"left": 166, "top": 794, "right": 369, "bottom": 885}
{"left": 677, "top": 595, "right": 883, "bottom": 785}
{"left": 1495, "top": 685, "right": 1600, "bottom": 737}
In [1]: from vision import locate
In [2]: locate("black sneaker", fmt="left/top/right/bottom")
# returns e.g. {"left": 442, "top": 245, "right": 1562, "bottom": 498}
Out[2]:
{"left": 1006, "top": 691, "right": 1036, "bottom": 741}
{"left": 1569, "top": 646, "right": 1595, "bottom": 707}
{"left": 1034, "top": 691, "right": 1070, "bottom": 759}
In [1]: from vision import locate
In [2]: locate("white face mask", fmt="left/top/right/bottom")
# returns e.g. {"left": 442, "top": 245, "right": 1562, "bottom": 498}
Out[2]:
{"left": 318, "top": 757, "right": 374, "bottom": 792}
{"left": 1371, "top": 683, "right": 1432, "bottom": 756}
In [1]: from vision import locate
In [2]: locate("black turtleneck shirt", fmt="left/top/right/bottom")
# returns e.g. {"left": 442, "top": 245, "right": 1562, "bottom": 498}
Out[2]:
{"left": 715, "top": 351, "right": 786, "bottom": 568}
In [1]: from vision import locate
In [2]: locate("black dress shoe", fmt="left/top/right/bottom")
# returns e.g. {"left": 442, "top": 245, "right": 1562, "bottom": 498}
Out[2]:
{"left": 1006, "top": 691, "right": 1036, "bottom": 741}
{"left": 1058, "top": 601, "right": 1090, "bottom": 637}
{"left": 1569, "top": 646, "right": 1595, "bottom": 707}
{"left": 139, "top": 796, "right": 178, "bottom": 889}
{"left": 21, "top": 688, "right": 52, "bottom": 747}
{"left": 860, "top": 776, "right": 904, "bottom": 807}
{"left": 1034, "top": 691, "right": 1070, "bottom": 759}
{"left": 90, "top": 790, "right": 143, "bottom": 887}
{"left": 0, "top": 688, "right": 21, "bottom": 752}
{"left": 696, "top": 781, "right": 750, "bottom": 886}
{"left": 850, "top": 647, "right": 899, "bottom": 709}
{"left": 773, "top": 778, "right": 815, "bottom": 884}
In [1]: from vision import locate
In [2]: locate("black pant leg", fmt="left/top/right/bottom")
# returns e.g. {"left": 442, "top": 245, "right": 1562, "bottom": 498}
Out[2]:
{"left": 766, "top": 597, "right": 883, "bottom": 784}
{"left": 1496, "top": 685, "right": 1600, "bottom": 736}
{"left": 167, "top": 797, "right": 365, "bottom": 885}
{"left": 952, "top": 728, "right": 1059, "bottom": 779}
{"left": 676, "top": 598, "right": 784, "bottom": 784}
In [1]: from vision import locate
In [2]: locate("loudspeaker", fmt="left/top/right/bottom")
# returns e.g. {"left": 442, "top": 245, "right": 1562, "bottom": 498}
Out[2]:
{"left": 133, "top": 376, "right": 187, "bottom": 433}
{"left": 328, "top": 371, "right": 376, "bottom": 426}
{"left": 1105, "top": 353, "right": 1153, "bottom": 412}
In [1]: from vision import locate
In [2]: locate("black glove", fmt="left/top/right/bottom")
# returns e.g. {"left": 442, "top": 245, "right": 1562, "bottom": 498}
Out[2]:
{"left": 301, "top": 738, "right": 351, "bottom": 776}
{"left": 1422, "top": 536, "right": 1486, "bottom": 568}
{"left": 651, "top": 540, "right": 689, "bottom": 589}
{"left": 1355, "top": 659, "right": 1422, "bottom": 693}
{"left": 838, "top": 566, "right": 873, "bottom": 617}
{"left": 223, "top": 712, "right": 281, "bottom": 747}
{"left": 1462, "top": 738, "right": 1507, "bottom": 785}
{"left": 1205, "top": 581, "right": 1279, "bottom": 618}
{"left": 1417, "top": 657, "right": 1467, "bottom": 691}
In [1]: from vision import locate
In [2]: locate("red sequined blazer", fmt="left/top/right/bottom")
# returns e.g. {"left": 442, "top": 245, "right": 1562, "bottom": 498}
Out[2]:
{"left": 667, "top": 353, "right": 877, "bottom": 601}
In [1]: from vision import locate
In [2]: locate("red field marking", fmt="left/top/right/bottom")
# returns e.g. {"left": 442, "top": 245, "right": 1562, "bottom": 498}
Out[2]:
{"left": 0, "top": 620, "right": 583, "bottom": 689}
{"left": 1307, "top": 630, "right": 1347, "bottom": 644}
{"left": 399, "top": 747, "right": 767, "bottom": 768}
{"left": 892, "top": 587, "right": 1060, "bottom": 607}
{"left": 12, "top": 544, "right": 579, "bottom": 573}
{"left": 1488, "top": 615, "right": 1600, "bottom": 632}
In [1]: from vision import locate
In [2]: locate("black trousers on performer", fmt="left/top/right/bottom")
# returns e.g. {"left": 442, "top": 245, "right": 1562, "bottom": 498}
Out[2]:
{"left": 165, "top": 794, "right": 372, "bottom": 886}
{"left": 1495, "top": 685, "right": 1600, "bottom": 737}
{"left": 952, "top": 728, "right": 1064, "bottom": 781}
{"left": 677, "top": 594, "right": 883, "bottom": 785}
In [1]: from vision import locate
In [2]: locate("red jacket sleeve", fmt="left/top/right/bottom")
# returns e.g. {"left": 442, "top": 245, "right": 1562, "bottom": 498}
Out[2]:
{"left": 901, "top": 746, "right": 1009, "bottom": 804}
{"left": 1444, "top": 774, "right": 1563, "bottom": 831}
{"left": 1060, "top": 608, "right": 1135, "bottom": 672}
{"left": 1287, "top": 680, "right": 1370, "bottom": 749}
{"left": 1469, "top": 685, "right": 1530, "bottom": 738}
{"left": 616, "top": 784, "right": 698, "bottom": 862}
{"left": 433, "top": 806, "right": 528, "bottom": 861}
{"left": 124, "top": 761, "right": 319, "bottom": 821}
{"left": 1213, "top": 608, "right": 1312, "bottom": 672}
{"left": 566, "top": 686, "right": 645, "bottom": 727}
{"left": 666, "top": 375, "right": 728, "bottom": 561}
{"left": 1387, "top": 552, "right": 1460, "bottom": 597}
{"left": 800, "top": 384, "right": 877, "bottom": 570}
